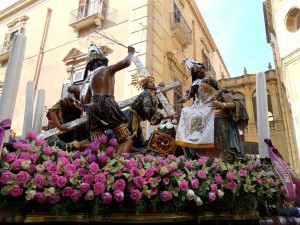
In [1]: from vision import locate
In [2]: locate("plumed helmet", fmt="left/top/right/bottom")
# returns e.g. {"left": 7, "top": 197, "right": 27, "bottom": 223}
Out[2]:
{"left": 86, "top": 44, "right": 105, "bottom": 63}
{"left": 183, "top": 58, "right": 206, "bottom": 71}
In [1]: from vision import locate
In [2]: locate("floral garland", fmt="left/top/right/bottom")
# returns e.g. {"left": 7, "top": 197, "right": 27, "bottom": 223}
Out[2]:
{"left": 0, "top": 131, "right": 287, "bottom": 217}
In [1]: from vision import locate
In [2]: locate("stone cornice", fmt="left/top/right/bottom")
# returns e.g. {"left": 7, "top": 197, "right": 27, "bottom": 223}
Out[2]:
{"left": 0, "top": 0, "right": 36, "bottom": 21}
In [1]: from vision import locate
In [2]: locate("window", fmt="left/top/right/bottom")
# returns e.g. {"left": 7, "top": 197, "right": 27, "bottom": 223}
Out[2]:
{"left": 252, "top": 90, "right": 273, "bottom": 122}
{"left": 285, "top": 7, "right": 300, "bottom": 33}
{"left": 173, "top": 3, "right": 181, "bottom": 23}
{"left": 72, "top": 69, "right": 85, "bottom": 83}
{"left": 1, "top": 16, "right": 28, "bottom": 56}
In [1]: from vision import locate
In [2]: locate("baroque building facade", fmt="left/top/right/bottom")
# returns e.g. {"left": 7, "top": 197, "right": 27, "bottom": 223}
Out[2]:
{"left": 263, "top": 0, "right": 300, "bottom": 174}
{"left": 0, "top": 0, "right": 229, "bottom": 138}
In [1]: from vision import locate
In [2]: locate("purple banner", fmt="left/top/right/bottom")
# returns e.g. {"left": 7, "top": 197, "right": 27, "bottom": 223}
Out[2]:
{"left": 265, "top": 138, "right": 300, "bottom": 202}
{"left": 0, "top": 118, "right": 11, "bottom": 151}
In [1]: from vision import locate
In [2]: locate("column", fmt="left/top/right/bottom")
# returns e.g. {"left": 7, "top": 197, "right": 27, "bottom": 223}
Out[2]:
{"left": 0, "top": 33, "right": 26, "bottom": 148}
{"left": 22, "top": 81, "right": 35, "bottom": 138}
{"left": 32, "top": 89, "right": 45, "bottom": 134}
{"left": 256, "top": 72, "right": 270, "bottom": 158}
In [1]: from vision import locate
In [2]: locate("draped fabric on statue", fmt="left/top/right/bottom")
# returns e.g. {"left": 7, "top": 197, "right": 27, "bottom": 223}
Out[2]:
{"left": 175, "top": 105, "right": 215, "bottom": 148}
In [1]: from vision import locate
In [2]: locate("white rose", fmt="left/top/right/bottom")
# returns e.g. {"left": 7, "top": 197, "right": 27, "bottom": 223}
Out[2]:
{"left": 160, "top": 167, "right": 169, "bottom": 176}
{"left": 44, "top": 187, "right": 55, "bottom": 197}
{"left": 186, "top": 189, "right": 195, "bottom": 201}
{"left": 21, "top": 159, "right": 32, "bottom": 170}
{"left": 85, "top": 190, "right": 95, "bottom": 201}
{"left": 36, "top": 164, "right": 45, "bottom": 173}
{"left": 217, "top": 189, "right": 224, "bottom": 198}
{"left": 25, "top": 190, "right": 36, "bottom": 200}
{"left": 195, "top": 196, "right": 203, "bottom": 206}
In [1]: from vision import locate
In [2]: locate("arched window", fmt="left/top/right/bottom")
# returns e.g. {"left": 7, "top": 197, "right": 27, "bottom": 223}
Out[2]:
{"left": 252, "top": 90, "right": 273, "bottom": 121}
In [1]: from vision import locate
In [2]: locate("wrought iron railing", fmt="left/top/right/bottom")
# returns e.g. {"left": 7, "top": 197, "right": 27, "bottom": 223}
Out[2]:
{"left": 69, "top": 0, "right": 117, "bottom": 24}
{"left": 170, "top": 11, "right": 192, "bottom": 43}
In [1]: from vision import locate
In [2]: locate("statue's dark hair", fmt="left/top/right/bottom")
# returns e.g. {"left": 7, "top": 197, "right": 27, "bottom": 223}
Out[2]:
{"left": 83, "top": 58, "right": 109, "bottom": 80}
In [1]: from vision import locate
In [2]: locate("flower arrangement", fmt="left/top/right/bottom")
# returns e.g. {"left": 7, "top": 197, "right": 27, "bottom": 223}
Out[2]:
{"left": 0, "top": 131, "right": 287, "bottom": 218}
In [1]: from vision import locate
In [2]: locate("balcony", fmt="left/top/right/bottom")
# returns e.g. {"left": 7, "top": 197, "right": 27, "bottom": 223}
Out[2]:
{"left": 0, "top": 42, "right": 12, "bottom": 63}
{"left": 69, "top": 0, "right": 117, "bottom": 35}
{"left": 170, "top": 11, "right": 192, "bottom": 48}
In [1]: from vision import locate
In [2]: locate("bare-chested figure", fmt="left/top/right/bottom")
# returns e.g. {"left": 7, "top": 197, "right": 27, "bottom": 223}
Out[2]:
{"left": 84, "top": 45, "right": 135, "bottom": 154}
{"left": 57, "top": 45, "right": 135, "bottom": 154}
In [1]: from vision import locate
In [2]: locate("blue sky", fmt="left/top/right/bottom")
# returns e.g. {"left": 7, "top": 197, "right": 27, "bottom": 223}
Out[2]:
{"left": 196, "top": 0, "right": 273, "bottom": 77}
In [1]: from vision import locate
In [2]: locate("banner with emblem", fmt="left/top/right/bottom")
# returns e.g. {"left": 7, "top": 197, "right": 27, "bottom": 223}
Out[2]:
{"left": 175, "top": 105, "right": 214, "bottom": 148}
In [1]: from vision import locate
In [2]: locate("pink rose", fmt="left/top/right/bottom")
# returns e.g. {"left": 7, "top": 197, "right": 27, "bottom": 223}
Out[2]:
{"left": 120, "top": 152, "right": 130, "bottom": 158}
{"left": 130, "top": 189, "right": 142, "bottom": 201}
{"left": 106, "top": 146, "right": 114, "bottom": 157}
{"left": 20, "top": 143, "right": 31, "bottom": 151}
{"left": 35, "top": 192, "right": 47, "bottom": 203}
{"left": 191, "top": 179, "right": 199, "bottom": 189}
{"left": 61, "top": 187, "right": 74, "bottom": 197}
{"left": 58, "top": 157, "right": 69, "bottom": 165}
{"left": 237, "top": 170, "right": 247, "bottom": 177}
{"left": 93, "top": 182, "right": 105, "bottom": 195}
{"left": 80, "top": 183, "right": 91, "bottom": 193}
{"left": 160, "top": 191, "right": 173, "bottom": 201}
{"left": 197, "top": 156, "right": 209, "bottom": 165}
{"left": 25, "top": 131, "right": 37, "bottom": 141}
{"left": 77, "top": 168, "right": 88, "bottom": 177}
{"left": 184, "top": 161, "right": 192, "bottom": 169}
{"left": 35, "top": 139, "right": 47, "bottom": 146}
{"left": 0, "top": 171, "right": 12, "bottom": 184}
{"left": 12, "top": 142, "right": 23, "bottom": 149}
{"left": 45, "top": 162, "right": 59, "bottom": 174}
{"left": 94, "top": 174, "right": 107, "bottom": 183}
{"left": 30, "top": 153, "right": 40, "bottom": 164}
{"left": 101, "top": 192, "right": 112, "bottom": 204}
{"left": 64, "top": 170, "right": 74, "bottom": 179}
{"left": 227, "top": 181, "right": 237, "bottom": 190}
{"left": 226, "top": 172, "right": 235, "bottom": 180}
{"left": 133, "top": 176, "right": 144, "bottom": 188}
{"left": 209, "top": 192, "right": 216, "bottom": 201}
{"left": 179, "top": 180, "right": 189, "bottom": 191}
{"left": 109, "top": 138, "right": 118, "bottom": 147}
{"left": 43, "top": 146, "right": 54, "bottom": 155}
{"left": 113, "top": 190, "right": 124, "bottom": 202}
{"left": 58, "top": 151, "right": 67, "bottom": 158}
{"left": 145, "top": 168, "right": 154, "bottom": 177}
{"left": 5, "top": 152, "right": 18, "bottom": 162}
{"left": 49, "top": 194, "right": 60, "bottom": 204}
{"left": 98, "top": 154, "right": 107, "bottom": 165}
{"left": 130, "top": 167, "right": 140, "bottom": 176}
{"left": 163, "top": 178, "right": 170, "bottom": 185}
{"left": 20, "top": 152, "right": 31, "bottom": 160}
{"left": 57, "top": 176, "right": 67, "bottom": 188}
{"left": 124, "top": 160, "right": 137, "bottom": 169}
{"left": 65, "top": 164, "right": 76, "bottom": 173}
{"left": 12, "top": 159, "right": 23, "bottom": 170}
{"left": 34, "top": 174, "right": 46, "bottom": 188}
{"left": 70, "top": 190, "right": 83, "bottom": 201}
{"left": 114, "top": 179, "right": 126, "bottom": 191}
{"left": 49, "top": 174, "right": 59, "bottom": 186}
{"left": 215, "top": 173, "right": 223, "bottom": 184}
{"left": 211, "top": 184, "right": 218, "bottom": 193}
{"left": 89, "top": 162, "right": 99, "bottom": 175}
{"left": 98, "top": 134, "right": 107, "bottom": 144}
{"left": 89, "top": 141, "right": 99, "bottom": 152}
{"left": 9, "top": 186, "right": 23, "bottom": 196}
{"left": 197, "top": 170, "right": 206, "bottom": 179}
{"left": 16, "top": 171, "right": 30, "bottom": 185}
{"left": 150, "top": 187, "right": 158, "bottom": 196}
{"left": 82, "top": 174, "right": 94, "bottom": 185}
{"left": 257, "top": 178, "right": 263, "bottom": 185}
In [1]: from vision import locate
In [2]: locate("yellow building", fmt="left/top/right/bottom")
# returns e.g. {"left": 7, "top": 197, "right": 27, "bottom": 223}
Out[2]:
{"left": 263, "top": 0, "right": 300, "bottom": 174}
{"left": 0, "top": 0, "right": 229, "bottom": 137}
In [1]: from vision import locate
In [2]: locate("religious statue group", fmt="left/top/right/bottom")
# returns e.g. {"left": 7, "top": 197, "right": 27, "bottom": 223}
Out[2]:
{"left": 46, "top": 44, "right": 249, "bottom": 162}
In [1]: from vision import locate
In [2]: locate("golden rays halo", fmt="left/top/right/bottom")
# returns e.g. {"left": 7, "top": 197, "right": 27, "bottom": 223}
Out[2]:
{"left": 130, "top": 69, "right": 148, "bottom": 91}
